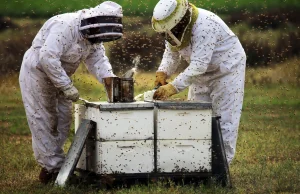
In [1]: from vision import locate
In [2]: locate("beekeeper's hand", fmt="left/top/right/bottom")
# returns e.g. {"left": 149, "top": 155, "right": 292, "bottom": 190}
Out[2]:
{"left": 154, "top": 71, "right": 168, "bottom": 87}
{"left": 153, "top": 83, "right": 178, "bottom": 100}
{"left": 62, "top": 84, "right": 79, "bottom": 102}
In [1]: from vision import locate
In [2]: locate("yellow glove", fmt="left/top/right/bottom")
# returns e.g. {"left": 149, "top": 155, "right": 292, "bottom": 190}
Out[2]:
{"left": 153, "top": 83, "right": 178, "bottom": 100}
{"left": 154, "top": 71, "right": 168, "bottom": 87}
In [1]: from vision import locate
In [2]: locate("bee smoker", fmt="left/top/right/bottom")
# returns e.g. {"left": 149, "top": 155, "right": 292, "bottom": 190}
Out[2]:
{"left": 103, "top": 77, "right": 134, "bottom": 103}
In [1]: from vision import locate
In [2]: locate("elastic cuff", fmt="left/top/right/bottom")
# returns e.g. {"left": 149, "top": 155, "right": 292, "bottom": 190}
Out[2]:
{"left": 61, "top": 82, "right": 73, "bottom": 91}
{"left": 169, "top": 83, "right": 179, "bottom": 93}
{"left": 156, "top": 71, "right": 169, "bottom": 78}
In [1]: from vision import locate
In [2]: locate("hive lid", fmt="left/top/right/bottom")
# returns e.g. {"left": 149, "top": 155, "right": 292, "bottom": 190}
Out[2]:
{"left": 154, "top": 100, "right": 212, "bottom": 110}
{"left": 84, "top": 101, "right": 155, "bottom": 111}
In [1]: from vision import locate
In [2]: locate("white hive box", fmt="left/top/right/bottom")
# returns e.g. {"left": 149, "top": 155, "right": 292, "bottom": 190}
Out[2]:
{"left": 84, "top": 102, "right": 154, "bottom": 141}
{"left": 94, "top": 140, "right": 154, "bottom": 174}
{"left": 156, "top": 109, "right": 211, "bottom": 140}
{"left": 74, "top": 102, "right": 155, "bottom": 174}
{"left": 154, "top": 101, "right": 212, "bottom": 173}
{"left": 157, "top": 140, "right": 211, "bottom": 173}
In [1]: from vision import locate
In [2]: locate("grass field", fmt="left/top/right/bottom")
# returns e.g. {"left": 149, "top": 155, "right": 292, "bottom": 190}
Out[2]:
{"left": 1, "top": 1, "right": 299, "bottom": 192}
{"left": 0, "top": 61, "right": 299, "bottom": 193}
{"left": 1, "top": 0, "right": 299, "bottom": 18}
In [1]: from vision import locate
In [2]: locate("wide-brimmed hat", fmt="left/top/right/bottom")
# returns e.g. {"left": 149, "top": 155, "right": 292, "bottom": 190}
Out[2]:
{"left": 152, "top": 0, "right": 189, "bottom": 32}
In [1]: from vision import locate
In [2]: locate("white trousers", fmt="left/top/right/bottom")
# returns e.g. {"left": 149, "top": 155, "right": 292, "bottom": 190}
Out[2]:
{"left": 188, "top": 61, "right": 246, "bottom": 164}
{"left": 19, "top": 49, "right": 72, "bottom": 172}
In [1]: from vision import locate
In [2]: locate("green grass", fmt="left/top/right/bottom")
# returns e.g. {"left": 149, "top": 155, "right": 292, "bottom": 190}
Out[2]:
{"left": 0, "top": 64, "right": 299, "bottom": 193}
{"left": 1, "top": 0, "right": 299, "bottom": 18}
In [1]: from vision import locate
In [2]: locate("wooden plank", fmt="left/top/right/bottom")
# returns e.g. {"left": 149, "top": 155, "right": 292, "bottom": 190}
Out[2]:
{"left": 55, "top": 119, "right": 96, "bottom": 187}
{"left": 212, "top": 117, "right": 232, "bottom": 187}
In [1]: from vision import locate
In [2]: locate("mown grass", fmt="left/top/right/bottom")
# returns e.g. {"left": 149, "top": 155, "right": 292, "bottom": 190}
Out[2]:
{"left": 1, "top": 0, "right": 299, "bottom": 18}
{"left": 0, "top": 60, "right": 299, "bottom": 193}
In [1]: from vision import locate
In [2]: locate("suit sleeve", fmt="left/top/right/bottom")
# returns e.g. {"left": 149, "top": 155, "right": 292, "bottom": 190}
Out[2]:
{"left": 157, "top": 42, "right": 181, "bottom": 77}
{"left": 171, "top": 28, "right": 217, "bottom": 91}
{"left": 84, "top": 44, "right": 116, "bottom": 83}
{"left": 39, "top": 22, "right": 74, "bottom": 89}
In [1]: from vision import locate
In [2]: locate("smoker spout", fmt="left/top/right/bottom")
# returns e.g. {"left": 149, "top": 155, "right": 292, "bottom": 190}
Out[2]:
{"left": 123, "top": 67, "right": 136, "bottom": 78}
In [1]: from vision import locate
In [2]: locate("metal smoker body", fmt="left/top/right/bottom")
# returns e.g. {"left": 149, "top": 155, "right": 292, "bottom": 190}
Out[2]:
{"left": 103, "top": 77, "right": 134, "bottom": 103}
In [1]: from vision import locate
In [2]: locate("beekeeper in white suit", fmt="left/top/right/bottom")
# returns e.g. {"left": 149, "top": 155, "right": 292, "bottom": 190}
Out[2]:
{"left": 152, "top": 0, "right": 246, "bottom": 164}
{"left": 19, "top": 1, "right": 123, "bottom": 184}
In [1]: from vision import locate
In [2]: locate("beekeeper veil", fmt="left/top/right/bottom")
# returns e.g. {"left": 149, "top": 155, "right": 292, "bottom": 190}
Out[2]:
{"left": 80, "top": 1, "right": 123, "bottom": 44}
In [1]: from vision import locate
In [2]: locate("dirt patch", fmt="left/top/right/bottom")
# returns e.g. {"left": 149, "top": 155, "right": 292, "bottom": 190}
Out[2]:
{"left": 0, "top": 17, "right": 17, "bottom": 31}
{"left": 0, "top": 121, "right": 12, "bottom": 129}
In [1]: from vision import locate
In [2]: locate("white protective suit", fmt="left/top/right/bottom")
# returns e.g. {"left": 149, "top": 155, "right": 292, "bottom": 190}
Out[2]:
{"left": 19, "top": 11, "right": 116, "bottom": 172}
{"left": 158, "top": 8, "right": 246, "bottom": 164}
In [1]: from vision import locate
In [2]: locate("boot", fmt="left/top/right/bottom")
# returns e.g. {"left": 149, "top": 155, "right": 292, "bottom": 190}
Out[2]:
{"left": 39, "top": 168, "right": 59, "bottom": 184}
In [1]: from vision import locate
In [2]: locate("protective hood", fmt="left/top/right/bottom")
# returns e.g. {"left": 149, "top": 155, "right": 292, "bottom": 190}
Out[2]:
{"left": 79, "top": 1, "right": 123, "bottom": 44}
